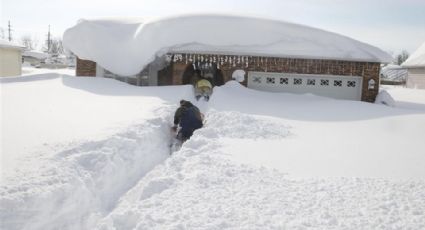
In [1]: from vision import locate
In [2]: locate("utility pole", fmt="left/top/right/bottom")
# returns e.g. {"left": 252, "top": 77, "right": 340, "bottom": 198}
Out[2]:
{"left": 47, "top": 25, "right": 51, "bottom": 53}
{"left": 8, "top": 20, "right": 12, "bottom": 41}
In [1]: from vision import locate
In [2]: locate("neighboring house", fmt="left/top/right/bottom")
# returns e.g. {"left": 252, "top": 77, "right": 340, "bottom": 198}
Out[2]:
{"left": 0, "top": 39, "right": 24, "bottom": 77}
{"left": 380, "top": 64, "right": 407, "bottom": 85}
{"left": 402, "top": 42, "right": 425, "bottom": 89}
{"left": 63, "top": 14, "right": 393, "bottom": 102}
{"left": 22, "top": 50, "right": 49, "bottom": 67}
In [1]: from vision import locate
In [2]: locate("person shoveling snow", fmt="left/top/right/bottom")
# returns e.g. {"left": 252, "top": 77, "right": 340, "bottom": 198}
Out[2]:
{"left": 171, "top": 100, "right": 203, "bottom": 152}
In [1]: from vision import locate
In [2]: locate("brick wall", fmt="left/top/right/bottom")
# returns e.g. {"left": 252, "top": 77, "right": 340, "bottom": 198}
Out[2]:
{"left": 76, "top": 54, "right": 381, "bottom": 102}
{"left": 170, "top": 54, "right": 381, "bottom": 102}
{"left": 76, "top": 57, "right": 96, "bottom": 76}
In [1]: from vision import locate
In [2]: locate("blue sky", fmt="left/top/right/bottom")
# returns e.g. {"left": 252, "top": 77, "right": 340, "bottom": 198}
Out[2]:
{"left": 1, "top": 0, "right": 424, "bottom": 55}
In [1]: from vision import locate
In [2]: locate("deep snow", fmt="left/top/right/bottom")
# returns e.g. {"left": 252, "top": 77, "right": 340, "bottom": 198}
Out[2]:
{"left": 1, "top": 74, "right": 425, "bottom": 229}
{"left": 63, "top": 14, "right": 392, "bottom": 76}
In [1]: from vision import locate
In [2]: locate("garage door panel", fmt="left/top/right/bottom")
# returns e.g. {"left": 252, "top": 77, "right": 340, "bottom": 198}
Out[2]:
{"left": 247, "top": 72, "right": 362, "bottom": 100}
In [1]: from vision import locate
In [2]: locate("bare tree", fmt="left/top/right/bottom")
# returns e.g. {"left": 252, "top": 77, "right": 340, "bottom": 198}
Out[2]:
{"left": 21, "top": 34, "right": 39, "bottom": 50}
{"left": 49, "top": 38, "right": 64, "bottom": 55}
{"left": 396, "top": 50, "right": 409, "bottom": 65}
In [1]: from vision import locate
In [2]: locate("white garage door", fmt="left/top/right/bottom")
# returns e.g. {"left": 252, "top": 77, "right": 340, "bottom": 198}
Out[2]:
{"left": 247, "top": 72, "right": 362, "bottom": 100}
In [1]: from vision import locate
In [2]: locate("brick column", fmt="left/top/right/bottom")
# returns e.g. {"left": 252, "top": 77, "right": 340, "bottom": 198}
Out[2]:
{"left": 76, "top": 57, "right": 96, "bottom": 77}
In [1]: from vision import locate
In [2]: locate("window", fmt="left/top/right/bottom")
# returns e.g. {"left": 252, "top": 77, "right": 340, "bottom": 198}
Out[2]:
{"left": 294, "top": 78, "right": 302, "bottom": 85}
{"left": 307, "top": 79, "right": 316, "bottom": 86}
{"left": 347, "top": 81, "right": 356, "bottom": 87}
{"left": 334, "top": 80, "right": 342, "bottom": 87}
{"left": 320, "top": 79, "right": 329, "bottom": 86}
{"left": 253, "top": 76, "right": 262, "bottom": 83}
{"left": 266, "top": 77, "right": 275, "bottom": 84}
{"left": 280, "top": 77, "right": 288, "bottom": 85}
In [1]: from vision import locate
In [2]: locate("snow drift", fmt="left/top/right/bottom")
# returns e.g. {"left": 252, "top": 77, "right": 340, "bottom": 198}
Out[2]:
{"left": 0, "top": 74, "right": 196, "bottom": 229}
{"left": 63, "top": 14, "right": 393, "bottom": 76}
{"left": 2, "top": 74, "right": 425, "bottom": 229}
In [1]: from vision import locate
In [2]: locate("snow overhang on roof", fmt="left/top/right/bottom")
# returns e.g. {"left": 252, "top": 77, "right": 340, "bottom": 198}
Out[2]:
{"left": 0, "top": 39, "right": 24, "bottom": 50}
{"left": 63, "top": 14, "right": 393, "bottom": 76}
{"left": 402, "top": 42, "right": 425, "bottom": 68}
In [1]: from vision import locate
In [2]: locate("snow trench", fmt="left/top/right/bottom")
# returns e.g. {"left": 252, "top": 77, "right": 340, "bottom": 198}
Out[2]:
{"left": 0, "top": 114, "right": 175, "bottom": 230}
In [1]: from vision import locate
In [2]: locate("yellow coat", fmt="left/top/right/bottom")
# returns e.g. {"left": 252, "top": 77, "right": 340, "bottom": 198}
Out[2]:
{"left": 196, "top": 79, "right": 212, "bottom": 89}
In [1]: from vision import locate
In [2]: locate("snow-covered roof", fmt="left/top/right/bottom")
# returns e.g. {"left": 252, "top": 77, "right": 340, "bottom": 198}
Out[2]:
{"left": 402, "top": 41, "right": 425, "bottom": 68}
{"left": 0, "top": 39, "right": 24, "bottom": 50}
{"left": 23, "top": 50, "right": 49, "bottom": 59}
{"left": 63, "top": 14, "right": 393, "bottom": 76}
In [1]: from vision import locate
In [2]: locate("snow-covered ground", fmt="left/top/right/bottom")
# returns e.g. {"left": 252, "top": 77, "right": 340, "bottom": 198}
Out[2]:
{"left": 1, "top": 73, "right": 425, "bottom": 229}
{"left": 21, "top": 66, "right": 76, "bottom": 76}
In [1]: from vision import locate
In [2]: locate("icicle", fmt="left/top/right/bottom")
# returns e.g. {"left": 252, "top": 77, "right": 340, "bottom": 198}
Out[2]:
{"left": 193, "top": 63, "right": 196, "bottom": 69}
{"left": 213, "top": 56, "right": 217, "bottom": 63}
{"left": 165, "top": 54, "right": 172, "bottom": 62}
{"left": 224, "top": 56, "right": 228, "bottom": 63}
{"left": 217, "top": 62, "right": 220, "bottom": 69}
{"left": 189, "top": 54, "right": 192, "bottom": 62}
{"left": 238, "top": 56, "right": 241, "bottom": 64}
{"left": 173, "top": 55, "right": 177, "bottom": 63}
{"left": 201, "top": 55, "right": 204, "bottom": 62}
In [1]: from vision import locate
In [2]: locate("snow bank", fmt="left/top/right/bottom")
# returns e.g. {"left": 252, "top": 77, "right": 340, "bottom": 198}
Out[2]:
{"left": 0, "top": 117, "right": 171, "bottom": 230}
{"left": 381, "top": 85, "right": 425, "bottom": 111}
{"left": 375, "top": 90, "right": 396, "bottom": 107}
{"left": 2, "top": 72, "right": 425, "bottom": 229}
{"left": 63, "top": 14, "right": 392, "bottom": 76}
{"left": 402, "top": 41, "right": 425, "bottom": 67}
{"left": 97, "top": 111, "right": 425, "bottom": 229}
{"left": 0, "top": 74, "right": 194, "bottom": 229}
{"left": 209, "top": 81, "right": 425, "bottom": 179}
{"left": 1, "top": 74, "right": 193, "bottom": 172}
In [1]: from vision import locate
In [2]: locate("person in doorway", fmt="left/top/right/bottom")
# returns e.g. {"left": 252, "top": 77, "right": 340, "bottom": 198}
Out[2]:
{"left": 172, "top": 100, "right": 203, "bottom": 142}
{"left": 195, "top": 77, "right": 213, "bottom": 101}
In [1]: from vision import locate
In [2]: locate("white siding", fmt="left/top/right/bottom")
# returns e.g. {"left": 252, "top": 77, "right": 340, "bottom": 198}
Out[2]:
{"left": 406, "top": 68, "right": 425, "bottom": 89}
{"left": 0, "top": 47, "right": 22, "bottom": 77}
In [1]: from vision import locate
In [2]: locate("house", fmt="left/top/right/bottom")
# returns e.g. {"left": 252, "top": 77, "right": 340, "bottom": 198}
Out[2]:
{"left": 402, "top": 42, "right": 425, "bottom": 89}
{"left": 380, "top": 64, "right": 407, "bottom": 85}
{"left": 0, "top": 39, "right": 24, "bottom": 77}
{"left": 22, "top": 50, "right": 49, "bottom": 67}
{"left": 63, "top": 14, "right": 392, "bottom": 102}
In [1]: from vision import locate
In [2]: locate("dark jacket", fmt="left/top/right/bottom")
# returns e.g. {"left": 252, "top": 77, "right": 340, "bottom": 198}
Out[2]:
{"left": 174, "top": 101, "right": 202, "bottom": 125}
{"left": 174, "top": 102, "right": 203, "bottom": 139}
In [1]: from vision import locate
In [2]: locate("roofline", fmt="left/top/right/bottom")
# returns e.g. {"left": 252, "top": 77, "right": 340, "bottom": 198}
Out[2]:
{"left": 167, "top": 51, "right": 389, "bottom": 64}
{"left": 0, "top": 44, "right": 25, "bottom": 50}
